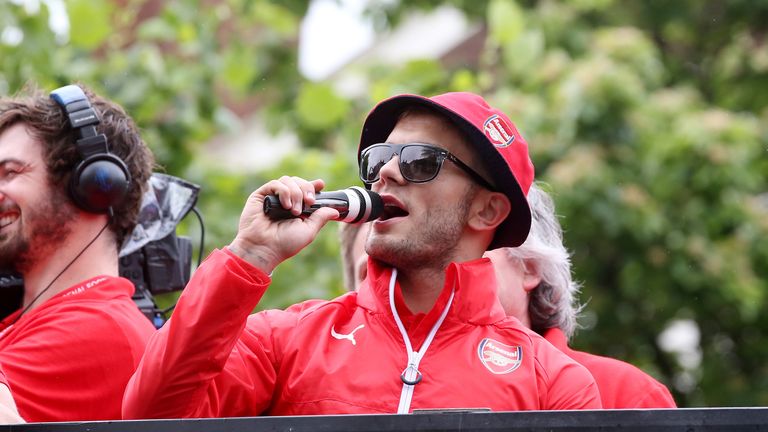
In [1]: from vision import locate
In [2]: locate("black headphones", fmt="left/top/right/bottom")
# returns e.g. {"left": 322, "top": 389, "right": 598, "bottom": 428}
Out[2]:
{"left": 50, "top": 85, "right": 131, "bottom": 214}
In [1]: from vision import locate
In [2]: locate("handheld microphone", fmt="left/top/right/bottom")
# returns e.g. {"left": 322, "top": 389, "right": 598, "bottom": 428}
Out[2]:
{"left": 263, "top": 186, "right": 383, "bottom": 224}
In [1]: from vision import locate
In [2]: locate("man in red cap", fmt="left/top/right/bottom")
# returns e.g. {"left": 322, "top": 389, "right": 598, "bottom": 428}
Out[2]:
{"left": 123, "top": 92, "right": 601, "bottom": 418}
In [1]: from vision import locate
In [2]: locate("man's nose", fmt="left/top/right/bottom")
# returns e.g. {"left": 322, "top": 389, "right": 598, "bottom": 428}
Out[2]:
{"left": 375, "top": 156, "right": 405, "bottom": 187}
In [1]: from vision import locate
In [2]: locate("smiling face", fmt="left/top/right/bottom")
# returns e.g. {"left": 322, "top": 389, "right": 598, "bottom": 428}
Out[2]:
{"left": 0, "top": 123, "right": 76, "bottom": 273}
{"left": 365, "top": 111, "right": 483, "bottom": 271}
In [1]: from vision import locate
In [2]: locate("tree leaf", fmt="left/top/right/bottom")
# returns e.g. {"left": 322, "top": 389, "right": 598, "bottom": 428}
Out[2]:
{"left": 68, "top": 0, "right": 113, "bottom": 49}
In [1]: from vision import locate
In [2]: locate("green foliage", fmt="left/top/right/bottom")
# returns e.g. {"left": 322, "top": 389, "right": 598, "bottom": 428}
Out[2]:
{"left": 296, "top": 82, "right": 351, "bottom": 130}
{"left": 3, "top": 0, "right": 767, "bottom": 408}
{"left": 0, "top": 0, "right": 310, "bottom": 174}
{"left": 487, "top": 0, "right": 525, "bottom": 45}
{"left": 68, "top": 0, "right": 113, "bottom": 49}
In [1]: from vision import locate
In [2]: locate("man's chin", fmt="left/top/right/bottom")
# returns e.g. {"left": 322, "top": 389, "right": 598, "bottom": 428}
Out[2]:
{"left": 367, "top": 247, "right": 417, "bottom": 271}
{"left": 366, "top": 245, "right": 397, "bottom": 268}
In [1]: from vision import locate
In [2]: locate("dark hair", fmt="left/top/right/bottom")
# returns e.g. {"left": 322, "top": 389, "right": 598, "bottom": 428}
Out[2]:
{"left": 0, "top": 83, "right": 155, "bottom": 246}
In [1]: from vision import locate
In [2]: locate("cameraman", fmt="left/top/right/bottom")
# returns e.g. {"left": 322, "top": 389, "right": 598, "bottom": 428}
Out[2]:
{"left": 0, "top": 84, "right": 155, "bottom": 421}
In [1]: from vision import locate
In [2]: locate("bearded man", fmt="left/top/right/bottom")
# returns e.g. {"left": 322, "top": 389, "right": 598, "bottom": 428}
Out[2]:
{"left": 0, "top": 84, "right": 155, "bottom": 421}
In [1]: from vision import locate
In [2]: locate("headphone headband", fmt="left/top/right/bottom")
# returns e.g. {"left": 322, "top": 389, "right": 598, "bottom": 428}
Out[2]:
{"left": 50, "top": 84, "right": 131, "bottom": 214}
{"left": 50, "top": 85, "right": 109, "bottom": 159}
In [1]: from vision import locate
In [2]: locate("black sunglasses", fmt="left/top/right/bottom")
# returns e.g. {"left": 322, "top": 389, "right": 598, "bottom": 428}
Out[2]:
{"left": 359, "top": 143, "right": 495, "bottom": 190}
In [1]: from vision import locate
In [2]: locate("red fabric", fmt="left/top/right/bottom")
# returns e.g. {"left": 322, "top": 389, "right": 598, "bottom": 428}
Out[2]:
{"left": 123, "top": 250, "right": 600, "bottom": 419}
{"left": 543, "top": 328, "right": 676, "bottom": 408}
{"left": 0, "top": 366, "right": 6, "bottom": 387}
{"left": 391, "top": 273, "right": 454, "bottom": 350}
{"left": 0, "top": 276, "right": 155, "bottom": 422}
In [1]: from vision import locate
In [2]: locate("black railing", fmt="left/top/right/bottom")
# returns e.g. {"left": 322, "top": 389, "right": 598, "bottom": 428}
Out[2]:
{"left": 4, "top": 408, "right": 768, "bottom": 432}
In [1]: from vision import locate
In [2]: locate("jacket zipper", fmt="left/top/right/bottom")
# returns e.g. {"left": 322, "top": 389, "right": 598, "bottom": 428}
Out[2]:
{"left": 387, "top": 269, "right": 455, "bottom": 414}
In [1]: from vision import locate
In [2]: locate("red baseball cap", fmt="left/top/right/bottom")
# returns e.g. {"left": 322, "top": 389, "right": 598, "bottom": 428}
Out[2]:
{"left": 358, "top": 92, "right": 534, "bottom": 249}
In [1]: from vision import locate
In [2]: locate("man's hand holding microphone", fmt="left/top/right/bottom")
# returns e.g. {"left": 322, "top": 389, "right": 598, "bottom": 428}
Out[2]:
{"left": 227, "top": 176, "right": 382, "bottom": 275}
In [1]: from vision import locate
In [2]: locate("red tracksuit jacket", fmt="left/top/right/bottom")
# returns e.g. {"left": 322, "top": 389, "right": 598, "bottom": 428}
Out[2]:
{"left": 123, "top": 249, "right": 601, "bottom": 418}
{"left": 544, "top": 328, "right": 676, "bottom": 408}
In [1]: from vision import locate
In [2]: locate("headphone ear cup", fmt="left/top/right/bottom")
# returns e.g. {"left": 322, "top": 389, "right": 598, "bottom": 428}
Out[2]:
{"left": 70, "top": 155, "right": 131, "bottom": 214}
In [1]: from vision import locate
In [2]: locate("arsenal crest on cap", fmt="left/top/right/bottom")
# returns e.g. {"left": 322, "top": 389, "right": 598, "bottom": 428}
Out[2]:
{"left": 477, "top": 338, "right": 523, "bottom": 375}
{"left": 483, "top": 114, "right": 515, "bottom": 148}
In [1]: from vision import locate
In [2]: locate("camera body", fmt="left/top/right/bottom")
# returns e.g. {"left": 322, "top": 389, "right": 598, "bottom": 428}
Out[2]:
{"left": 0, "top": 273, "right": 23, "bottom": 320}
{"left": 119, "top": 231, "right": 193, "bottom": 327}
{"left": 117, "top": 173, "right": 200, "bottom": 328}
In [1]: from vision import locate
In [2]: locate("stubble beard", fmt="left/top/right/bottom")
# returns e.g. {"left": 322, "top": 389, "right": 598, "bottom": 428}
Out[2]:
{"left": 0, "top": 189, "right": 77, "bottom": 274}
{"left": 369, "top": 185, "right": 475, "bottom": 272}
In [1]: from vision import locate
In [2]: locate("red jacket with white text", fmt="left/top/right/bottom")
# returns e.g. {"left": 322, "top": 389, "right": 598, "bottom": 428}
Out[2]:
{"left": 0, "top": 276, "right": 155, "bottom": 422}
{"left": 123, "top": 249, "right": 601, "bottom": 418}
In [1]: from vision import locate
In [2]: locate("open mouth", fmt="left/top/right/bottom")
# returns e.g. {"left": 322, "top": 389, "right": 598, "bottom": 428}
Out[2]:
{"left": 378, "top": 198, "right": 409, "bottom": 221}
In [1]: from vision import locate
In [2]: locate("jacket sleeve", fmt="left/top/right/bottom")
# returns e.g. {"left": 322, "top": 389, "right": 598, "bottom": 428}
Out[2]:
{"left": 122, "top": 248, "right": 285, "bottom": 419}
{"left": 535, "top": 342, "right": 603, "bottom": 410}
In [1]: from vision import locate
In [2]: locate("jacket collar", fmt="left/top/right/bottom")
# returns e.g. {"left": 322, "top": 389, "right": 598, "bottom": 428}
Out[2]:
{"left": 356, "top": 257, "right": 507, "bottom": 325}
{"left": 543, "top": 327, "right": 572, "bottom": 353}
{"left": 0, "top": 276, "right": 134, "bottom": 332}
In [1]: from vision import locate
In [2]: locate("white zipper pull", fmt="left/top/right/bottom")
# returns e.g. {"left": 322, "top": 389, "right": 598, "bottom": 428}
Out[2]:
{"left": 401, "top": 353, "right": 423, "bottom": 385}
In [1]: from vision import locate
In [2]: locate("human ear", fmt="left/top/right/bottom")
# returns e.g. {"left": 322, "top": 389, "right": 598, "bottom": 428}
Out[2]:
{"left": 522, "top": 261, "right": 542, "bottom": 292}
{"left": 468, "top": 191, "right": 511, "bottom": 234}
